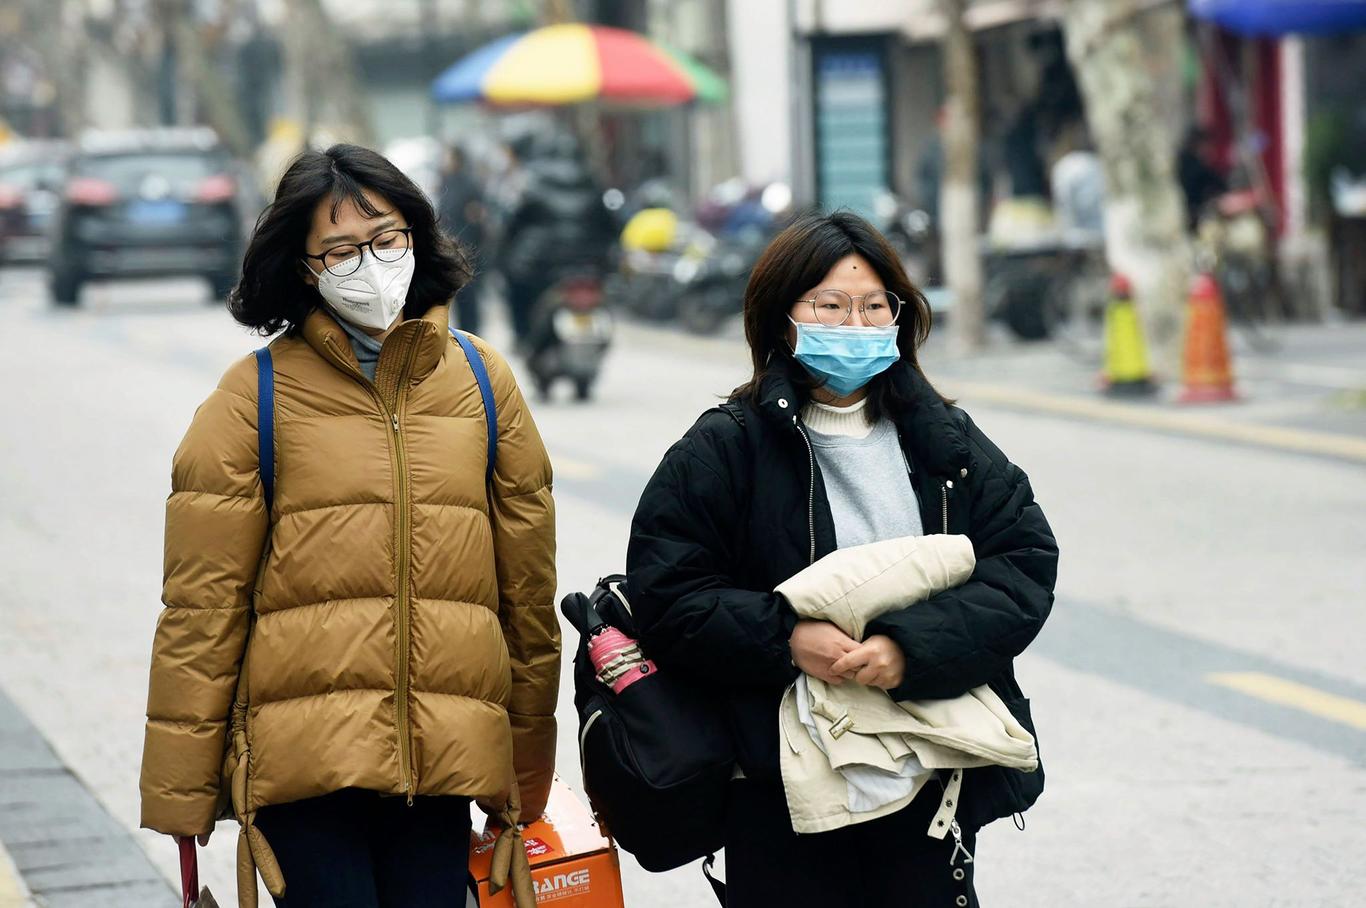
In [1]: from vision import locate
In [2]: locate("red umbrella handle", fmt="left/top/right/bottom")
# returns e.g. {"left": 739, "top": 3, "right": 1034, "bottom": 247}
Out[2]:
{"left": 178, "top": 836, "right": 199, "bottom": 908}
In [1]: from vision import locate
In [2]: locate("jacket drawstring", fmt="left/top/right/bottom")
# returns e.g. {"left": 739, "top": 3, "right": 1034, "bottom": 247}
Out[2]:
{"left": 236, "top": 818, "right": 285, "bottom": 907}
{"left": 486, "top": 805, "right": 536, "bottom": 908}
{"left": 229, "top": 724, "right": 285, "bottom": 907}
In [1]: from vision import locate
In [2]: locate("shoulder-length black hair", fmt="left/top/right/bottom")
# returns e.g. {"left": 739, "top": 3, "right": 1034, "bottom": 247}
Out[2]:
{"left": 734, "top": 209, "right": 947, "bottom": 417}
{"left": 229, "top": 143, "right": 471, "bottom": 336}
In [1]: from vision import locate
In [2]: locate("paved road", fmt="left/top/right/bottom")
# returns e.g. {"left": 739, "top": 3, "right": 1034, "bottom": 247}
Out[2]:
{"left": 1, "top": 269, "right": 1364, "bottom": 906}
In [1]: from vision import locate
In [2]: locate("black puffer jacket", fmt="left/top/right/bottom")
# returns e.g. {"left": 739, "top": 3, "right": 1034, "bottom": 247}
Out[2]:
{"left": 499, "top": 158, "right": 615, "bottom": 284}
{"left": 626, "top": 361, "right": 1058, "bottom": 830}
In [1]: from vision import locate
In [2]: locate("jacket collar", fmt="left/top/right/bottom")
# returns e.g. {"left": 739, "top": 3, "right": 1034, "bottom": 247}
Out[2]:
{"left": 754, "top": 359, "right": 971, "bottom": 479}
{"left": 302, "top": 303, "right": 451, "bottom": 388}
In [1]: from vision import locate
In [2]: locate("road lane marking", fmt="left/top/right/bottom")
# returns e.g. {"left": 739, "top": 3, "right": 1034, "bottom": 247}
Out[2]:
{"left": 944, "top": 380, "right": 1366, "bottom": 463}
{"left": 0, "top": 840, "right": 30, "bottom": 908}
{"left": 1207, "top": 672, "right": 1366, "bottom": 731}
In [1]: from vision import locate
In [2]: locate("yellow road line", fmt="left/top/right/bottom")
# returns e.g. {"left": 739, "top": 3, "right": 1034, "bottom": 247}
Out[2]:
{"left": 1207, "top": 672, "right": 1366, "bottom": 731}
{"left": 614, "top": 320, "right": 1366, "bottom": 461}
{"left": 551, "top": 456, "right": 602, "bottom": 481}
{"left": 0, "top": 840, "right": 30, "bottom": 908}
{"left": 945, "top": 380, "right": 1366, "bottom": 464}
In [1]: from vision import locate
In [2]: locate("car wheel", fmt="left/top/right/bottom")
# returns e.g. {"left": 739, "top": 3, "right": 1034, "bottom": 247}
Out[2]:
{"left": 679, "top": 295, "right": 724, "bottom": 336}
{"left": 51, "top": 269, "right": 82, "bottom": 307}
{"left": 992, "top": 270, "right": 1054, "bottom": 341}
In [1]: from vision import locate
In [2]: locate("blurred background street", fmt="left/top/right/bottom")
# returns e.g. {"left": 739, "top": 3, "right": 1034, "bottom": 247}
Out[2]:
{"left": 1, "top": 0, "right": 1365, "bottom": 906}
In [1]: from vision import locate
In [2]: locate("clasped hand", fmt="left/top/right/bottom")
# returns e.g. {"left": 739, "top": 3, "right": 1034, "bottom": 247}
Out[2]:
{"left": 788, "top": 620, "right": 905, "bottom": 690}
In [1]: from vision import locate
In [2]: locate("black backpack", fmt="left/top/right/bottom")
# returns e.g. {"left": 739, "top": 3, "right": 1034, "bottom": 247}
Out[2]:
{"left": 560, "top": 575, "right": 733, "bottom": 894}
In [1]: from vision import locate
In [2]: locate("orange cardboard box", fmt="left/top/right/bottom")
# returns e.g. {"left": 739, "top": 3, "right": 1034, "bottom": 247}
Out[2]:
{"left": 467, "top": 777, "right": 625, "bottom": 908}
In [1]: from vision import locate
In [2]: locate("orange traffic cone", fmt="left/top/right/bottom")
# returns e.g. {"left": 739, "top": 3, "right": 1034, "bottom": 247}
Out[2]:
{"left": 1178, "top": 273, "right": 1238, "bottom": 403}
{"left": 1100, "top": 273, "right": 1157, "bottom": 397}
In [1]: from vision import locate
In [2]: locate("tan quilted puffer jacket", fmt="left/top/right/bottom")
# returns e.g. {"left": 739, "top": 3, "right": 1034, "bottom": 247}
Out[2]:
{"left": 138, "top": 304, "right": 558, "bottom": 905}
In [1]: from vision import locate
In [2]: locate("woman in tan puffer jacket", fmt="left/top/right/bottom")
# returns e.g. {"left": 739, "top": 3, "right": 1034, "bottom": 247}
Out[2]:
{"left": 139, "top": 144, "right": 558, "bottom": 908}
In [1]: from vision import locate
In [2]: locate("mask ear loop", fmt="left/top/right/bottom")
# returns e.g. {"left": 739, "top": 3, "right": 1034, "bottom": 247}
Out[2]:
{"left": 784, "top": 316, "right": 801, "bottom": 356}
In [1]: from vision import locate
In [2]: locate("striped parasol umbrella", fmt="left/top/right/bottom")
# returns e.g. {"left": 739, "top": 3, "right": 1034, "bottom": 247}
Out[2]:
{"left": 431, "top": 23, "right": 728, "bottom": 107}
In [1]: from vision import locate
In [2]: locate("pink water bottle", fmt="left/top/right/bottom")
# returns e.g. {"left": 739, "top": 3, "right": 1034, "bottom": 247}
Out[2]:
{"left": 588, "top": 626, "right": 657, "bottom": 694}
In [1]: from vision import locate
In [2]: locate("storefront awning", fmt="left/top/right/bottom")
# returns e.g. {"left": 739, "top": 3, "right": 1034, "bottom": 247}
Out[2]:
{"left": 1189, "top": 0, "right": 1366, "bottom": 36}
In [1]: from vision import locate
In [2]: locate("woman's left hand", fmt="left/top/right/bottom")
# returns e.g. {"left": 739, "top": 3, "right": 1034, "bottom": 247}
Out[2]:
{"left": 829, "top": 635, "right": 905, "bottom": 690}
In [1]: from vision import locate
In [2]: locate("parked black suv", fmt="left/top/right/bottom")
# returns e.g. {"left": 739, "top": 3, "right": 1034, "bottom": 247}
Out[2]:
{"left": 48, "top": 128, "right": 246, "bottom": 306}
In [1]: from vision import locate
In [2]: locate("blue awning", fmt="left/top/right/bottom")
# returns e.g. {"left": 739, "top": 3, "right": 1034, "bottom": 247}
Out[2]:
{"left": 1189, "top": 0, "right": 1366, "bottom": 35}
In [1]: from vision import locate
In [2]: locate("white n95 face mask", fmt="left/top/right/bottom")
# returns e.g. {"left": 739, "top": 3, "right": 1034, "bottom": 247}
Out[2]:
{"left": 307, "top": 247, "right": 415, "bottom": 332}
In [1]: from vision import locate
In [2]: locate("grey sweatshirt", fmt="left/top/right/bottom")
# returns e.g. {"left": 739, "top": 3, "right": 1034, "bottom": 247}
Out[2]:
{"left": 802, "top": 399, "right": 923, "bottom": 548}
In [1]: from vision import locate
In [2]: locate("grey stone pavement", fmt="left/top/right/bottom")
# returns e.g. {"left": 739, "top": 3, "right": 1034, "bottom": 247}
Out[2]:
{"left": 0, "top": 689, "right": 173, "bottom": 907}
{"left": 1, "top": 268, "right": 1364, "bottom": 906}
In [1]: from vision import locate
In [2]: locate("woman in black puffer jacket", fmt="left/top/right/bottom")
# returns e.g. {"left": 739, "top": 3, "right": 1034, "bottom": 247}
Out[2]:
{"left": 627, "top": 211, "right": 1058, "bottom": 907}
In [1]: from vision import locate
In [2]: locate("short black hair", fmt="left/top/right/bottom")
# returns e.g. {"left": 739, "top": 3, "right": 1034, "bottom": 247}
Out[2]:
{"left": 229, "top": 143, "right": 471, "bottom": 336}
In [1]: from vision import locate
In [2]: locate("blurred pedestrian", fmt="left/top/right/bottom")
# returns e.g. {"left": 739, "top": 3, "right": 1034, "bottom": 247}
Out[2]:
{"left": 139, "top": 143, "right": 559, "bottom": 908}
{"left": 1050, "top": 130, "right": 1105, "bottom": 238}
{"left": 438, "top": 143, "right": 488, "bottom": 335}
{"left": 1004, "top": 102, "right": 1048, "bottom": 198}
{"left": 626, "top": 212, "right": 1058, "bottom": 907}
{"left": 497, "top": 134, "right": 615, "bottom": 349}
{"left": 1178, "top": 127, "right": 1229, "bottom": 231}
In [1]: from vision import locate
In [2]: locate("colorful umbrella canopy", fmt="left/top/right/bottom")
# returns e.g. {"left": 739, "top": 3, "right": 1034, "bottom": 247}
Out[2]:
{"left": 431, "top": 24, "right": 728, "bottom": 107}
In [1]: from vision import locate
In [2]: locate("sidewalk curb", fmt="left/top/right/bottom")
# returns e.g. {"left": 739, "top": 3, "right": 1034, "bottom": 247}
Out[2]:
{"left": 0, "top": 688, "right": 175, "bottom": 907}
{"left": 941, "top": 380, "right": 1366, "bottom": 465}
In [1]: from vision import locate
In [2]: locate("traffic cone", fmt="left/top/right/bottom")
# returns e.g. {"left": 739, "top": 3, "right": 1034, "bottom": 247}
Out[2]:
{"left": 1100, "top": 273, "right": 1157, "bottom": 396}
{"left": 1178, "top": 273, "right": 1238, "bottom": 403}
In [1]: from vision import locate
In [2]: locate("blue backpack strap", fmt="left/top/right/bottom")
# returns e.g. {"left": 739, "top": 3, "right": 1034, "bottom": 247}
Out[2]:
{"left": 449, "top": 328, "right": 498, "bottom": 485}
{"left": 254, "top": 347, "right": 275, "bottom": 509}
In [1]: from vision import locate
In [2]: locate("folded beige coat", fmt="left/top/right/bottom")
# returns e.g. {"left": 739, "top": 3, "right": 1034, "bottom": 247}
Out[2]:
{"left": 775, "top": 534, "right": 1038, "bottom": 835}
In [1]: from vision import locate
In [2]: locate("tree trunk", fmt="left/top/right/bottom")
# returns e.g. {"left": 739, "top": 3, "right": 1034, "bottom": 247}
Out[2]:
{"left": 939, "top": 0, "right": 985, "bottom": 351}
{"left": 160, "top": 0, "right": 252, "bottom": 156}
{"left": 700, "top": 0, "right": 742, "bottom": 190}
{"left": 1062, "top": 0, "right": 1189, "bottom": 372}
{"left": 24, "top": 0, "right": 86, "bottom": 137}
{"left": 282, "top": 0, "right": 375, "bottom": 147}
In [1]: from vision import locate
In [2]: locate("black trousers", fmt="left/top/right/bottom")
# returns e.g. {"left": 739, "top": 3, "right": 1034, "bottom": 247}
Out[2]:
{"left": 451, "top": 276, "right": 483, "bottom": 338}
{"left": 254, "top": 788, "right": 472, "bottom": 908}
{"left": 724, "top": 779, "right": 980, "bottom": 908}
{"left": 504, "top": 276, "right": 542, "bottom": 343}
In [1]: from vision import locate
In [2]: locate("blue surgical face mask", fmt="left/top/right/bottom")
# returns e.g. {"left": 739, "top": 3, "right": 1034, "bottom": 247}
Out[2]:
{"left": 789, "top": 319, "right": 901, "bottom": 398}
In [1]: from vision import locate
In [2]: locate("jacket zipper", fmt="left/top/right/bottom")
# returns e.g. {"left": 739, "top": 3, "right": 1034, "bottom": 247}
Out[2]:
{"left": 795, "top": 420, "right": 817, "bottom": 565}
{"left": 392, "top": 340, "right": 420, "bottom": 805}
{"left": 941, "top": 481, "right": 950, "bottom": 534}
{"left": 324, "top": 336, "right": 419, "bottom": 803}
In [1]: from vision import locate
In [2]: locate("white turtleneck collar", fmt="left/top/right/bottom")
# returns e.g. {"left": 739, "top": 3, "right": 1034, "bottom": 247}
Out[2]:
{"left": 801, "top": 396, "right": 876, "bottom": 439}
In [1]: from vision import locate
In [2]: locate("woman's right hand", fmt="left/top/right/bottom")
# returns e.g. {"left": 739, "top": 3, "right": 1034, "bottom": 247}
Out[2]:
{"left": 788, "top": 620, "right": 860, "bottom": 685}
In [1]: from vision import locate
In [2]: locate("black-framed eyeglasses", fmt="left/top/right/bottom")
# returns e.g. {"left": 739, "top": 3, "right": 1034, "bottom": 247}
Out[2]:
{"left": 304, "top": 227, "right": 413, "bottom": 277}
{"left": 796, "top": 289, "right": 901, "bottom": 327}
